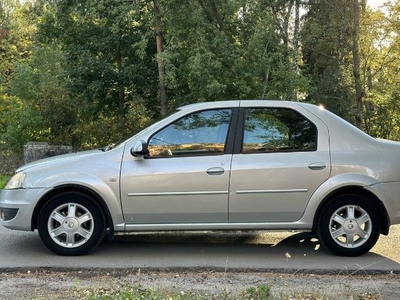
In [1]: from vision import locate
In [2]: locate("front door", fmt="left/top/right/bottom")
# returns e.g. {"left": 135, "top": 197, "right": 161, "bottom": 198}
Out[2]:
{"left": 120, "top": 108, "right": 234, "bottom": 225}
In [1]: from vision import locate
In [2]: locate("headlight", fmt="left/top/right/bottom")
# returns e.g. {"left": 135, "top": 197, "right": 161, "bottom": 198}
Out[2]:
{"left": 4, "top": 172, "right": 27, "bottom": 189}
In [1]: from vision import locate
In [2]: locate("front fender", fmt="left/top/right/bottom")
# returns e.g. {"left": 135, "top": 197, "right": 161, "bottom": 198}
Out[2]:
{"left": 35, "top": 172, "right": 125, "bottom": 230}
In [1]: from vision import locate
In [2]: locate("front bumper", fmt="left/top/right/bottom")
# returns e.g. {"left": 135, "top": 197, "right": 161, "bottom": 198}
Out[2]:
{"left": 0, "top": 188, "right": 50, "bottom": 231}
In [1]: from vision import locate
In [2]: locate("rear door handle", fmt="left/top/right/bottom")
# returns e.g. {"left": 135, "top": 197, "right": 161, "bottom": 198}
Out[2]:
{"left": 308, "top": 162, "right": 326, "bottom": 170}
{"left": 206, "top": 167, "right": 225, "bottom": 175}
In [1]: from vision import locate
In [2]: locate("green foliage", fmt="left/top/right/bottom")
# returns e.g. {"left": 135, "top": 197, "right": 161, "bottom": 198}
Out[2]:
{"left": 0, "top": 1, "right": 47, "bottom": 153}
{"left": 0, "top": 174, "right": 9, "bottom": 189}
{"left": 162, "top": 1, "right": 308, "bottom": 108}
{"left": 242, "top": 284, "right": 273, "bottom": 300}
{"left": 86, "top": 285, "right": 209, "bottom": 300}
{"left": 301, "top": 0, "right": 354, "bottom": 119}
{"left": 82, "top": 284, "right": 273, "bottom": 300}
{"left": 0, "top": 94, "right": 47, "bottom": 153}
{"left": 6, "top": 44, "right": 81, "bottom": 149}
{"left": 360, "top": 5, "right": 400, "bottom": 140}
{"left": 37, "top": 0, "right": 158, "bottom": 141}
{"left": 1, "top": 0, "right": 400, "bottom": 158}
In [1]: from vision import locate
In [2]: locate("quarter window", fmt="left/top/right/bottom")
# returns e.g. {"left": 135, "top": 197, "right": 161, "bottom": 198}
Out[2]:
{"left": 243, "top": 108, "right": 317, "bottom": 153}
{"left": 148, "top": 109, "right": 232, "bottom": 157}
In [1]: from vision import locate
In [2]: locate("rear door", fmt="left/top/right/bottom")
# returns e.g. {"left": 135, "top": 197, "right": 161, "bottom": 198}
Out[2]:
{"left": 229, "top": 104, "right": 331, "bottom": 222}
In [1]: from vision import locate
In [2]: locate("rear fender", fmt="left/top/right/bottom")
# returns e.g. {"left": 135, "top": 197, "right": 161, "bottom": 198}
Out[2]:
{"left": 299, "top": 173, "right": 383, "bottom": 225}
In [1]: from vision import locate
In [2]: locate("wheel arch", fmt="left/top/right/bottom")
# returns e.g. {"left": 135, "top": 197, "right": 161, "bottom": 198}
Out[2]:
{"left": 31, "top": 185, "right": 115, "bottom": 237}
{"left": 311, "top": 186, "right": 390, "bottom": 235}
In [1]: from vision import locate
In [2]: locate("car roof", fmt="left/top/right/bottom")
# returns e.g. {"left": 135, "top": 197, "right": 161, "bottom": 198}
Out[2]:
{"left": 178, "top": 100, "right": 302, "bottom": 111}
{"left": 176, "top": 100, "right": 372, "bottom": 141}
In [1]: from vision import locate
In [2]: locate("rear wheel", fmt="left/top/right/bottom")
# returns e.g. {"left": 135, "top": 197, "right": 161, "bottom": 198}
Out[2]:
{"left": 317, "top": 194, "right": 380, "bottom": 256}
{"left": 38, "top": 192, "right": 106, "bottom": 256}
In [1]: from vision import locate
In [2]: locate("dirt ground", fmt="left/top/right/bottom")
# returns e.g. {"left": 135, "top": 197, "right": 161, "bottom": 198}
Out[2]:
{"left": 0, "top": 269, "right": 398, "bottom": 300}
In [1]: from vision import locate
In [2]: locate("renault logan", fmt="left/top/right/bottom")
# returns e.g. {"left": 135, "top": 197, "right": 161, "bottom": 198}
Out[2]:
{"left": 1, "top": 100, "right": 400, "bottom": 256}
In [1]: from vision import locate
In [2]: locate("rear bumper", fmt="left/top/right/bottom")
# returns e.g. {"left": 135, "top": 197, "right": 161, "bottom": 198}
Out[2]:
{"left": 375, "top": 182, "right": 400, "bottom": 226}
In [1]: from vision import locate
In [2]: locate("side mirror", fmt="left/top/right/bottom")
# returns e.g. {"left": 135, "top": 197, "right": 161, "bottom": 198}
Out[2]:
{"left": 130, "top": 140, "right": 149, "bottom": 156}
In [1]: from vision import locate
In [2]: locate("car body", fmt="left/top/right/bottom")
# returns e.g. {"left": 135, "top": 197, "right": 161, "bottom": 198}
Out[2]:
{"left": 1, "top": 100, "right": 400, "bottom": 256}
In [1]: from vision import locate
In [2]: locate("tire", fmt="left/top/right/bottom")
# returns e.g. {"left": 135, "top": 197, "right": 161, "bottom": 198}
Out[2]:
{"left": 317, "top": 194, "right": 380, "bottom": 256}
{"left": 38, "top": 192, "right": 106, "bottom": 256}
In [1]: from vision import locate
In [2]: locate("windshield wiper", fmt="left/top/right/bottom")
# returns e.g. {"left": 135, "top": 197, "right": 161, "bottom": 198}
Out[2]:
{"left": 99, "top": 143, "right": 116, "bottom": 152}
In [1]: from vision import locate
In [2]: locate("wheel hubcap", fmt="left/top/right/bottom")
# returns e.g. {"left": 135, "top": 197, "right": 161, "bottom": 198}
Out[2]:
{"left": 63, "top": 218, "right": 79, "bottom": 231}
{"left": 47, "top": 203, "right": 94, "bottom": 249}
{"left": 329, "top": 205, "right": 372, "bottom": 248}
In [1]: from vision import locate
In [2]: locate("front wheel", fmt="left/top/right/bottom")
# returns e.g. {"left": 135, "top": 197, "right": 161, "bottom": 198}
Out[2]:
{"left": 38, "top": 192, "right": 106, "bottom": 256}
{"left": 317, "top": 194, "right": 380, "bottom": 256}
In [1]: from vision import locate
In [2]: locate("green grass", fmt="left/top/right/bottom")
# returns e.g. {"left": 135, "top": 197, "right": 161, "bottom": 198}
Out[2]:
{"left": 81, "top": 284, "right": 273, "bottom": 300}
{"left": 74, "top": 283, "right": 379, "bottom": 300}
{"left": 0, "top": 174, "right": 9, "bottom": 189}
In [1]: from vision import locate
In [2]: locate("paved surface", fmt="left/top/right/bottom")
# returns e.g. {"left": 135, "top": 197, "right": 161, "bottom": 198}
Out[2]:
{"left": 0, "top": 225, "right": 399, "bottom": 274}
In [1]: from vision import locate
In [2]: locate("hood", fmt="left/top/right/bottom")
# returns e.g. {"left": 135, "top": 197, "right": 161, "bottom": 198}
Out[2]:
{"left": 377, "top": 138, "right": 400, "bottom": 147}
{"left": 17, "top": 149, "right": 102, "bottom": 172}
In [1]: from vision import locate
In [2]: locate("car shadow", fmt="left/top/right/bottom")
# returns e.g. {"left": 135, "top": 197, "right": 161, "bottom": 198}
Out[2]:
{"left": 1, "top": 229, "right": 399, "bottom": 274}
{"left": 93, "top": 231, "right": 400, "bottom": 274}
{"left": 108, "top": 231, "right": 328, "bottom": 254}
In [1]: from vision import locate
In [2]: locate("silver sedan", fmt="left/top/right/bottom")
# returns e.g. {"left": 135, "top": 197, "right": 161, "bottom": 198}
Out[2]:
{"left": 1, "top": 100, "right": 400, "bottom": 256}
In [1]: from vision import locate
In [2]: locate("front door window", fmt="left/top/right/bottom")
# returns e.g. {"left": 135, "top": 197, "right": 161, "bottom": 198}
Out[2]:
{"left": 148, "top": 109, "right": 232, "bottom": 157}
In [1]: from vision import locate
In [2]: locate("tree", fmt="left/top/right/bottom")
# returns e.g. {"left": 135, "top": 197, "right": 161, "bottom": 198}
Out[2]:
{"left": 160, "top": 0, "right": 309, "bottom": 108}
{"left": 3, "top": 0, "right": 400, "bottom": 161}
{"left": 8, "top": 46, "right": 78, "bottom": 148}
{"left": 361, "top": 2, "right": 400, "bottom": 140}
{"left": 153, "top": 0, "right": 168, "bottom": 116}
{"left": 0, "top": 1, "right": 42, "bottom": 153}
{"left": 0, "top": 0, "right": 19, "bottom": 87}
{"left": 38, "top": 0, "right": 156, "bottom": 143}
{"left": 351, "top": 0, "right": 365, "bottom": 129}
{"left": 301, "top": 0, "right": 354, "bottom": 118}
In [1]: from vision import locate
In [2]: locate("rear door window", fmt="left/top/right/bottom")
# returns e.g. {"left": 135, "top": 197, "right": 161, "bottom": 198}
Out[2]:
{"left": 242, "top": 108, "right": 317, "bottom": 153}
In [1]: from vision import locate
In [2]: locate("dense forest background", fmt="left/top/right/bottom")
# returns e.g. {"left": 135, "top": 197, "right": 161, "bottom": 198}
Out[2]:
{"left": 1, "top": 0, "right": 400, "bottom": 163}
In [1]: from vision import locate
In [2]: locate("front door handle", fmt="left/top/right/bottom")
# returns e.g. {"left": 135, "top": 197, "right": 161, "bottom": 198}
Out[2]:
{"left": 206, "top": 167, "right": 225, "bottom": 175}
{"left": 308, "top": 162, "right": 327, "bottom": 170}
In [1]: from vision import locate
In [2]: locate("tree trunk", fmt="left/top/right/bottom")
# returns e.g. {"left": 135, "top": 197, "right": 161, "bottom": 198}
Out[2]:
{"left": 352, "top": 0, "right": 364, "bottom": 129}
{"left": 153, "top": 0, "right": 168, "bottom": 116}
{"left": 291, "top": 0, "right": 300, "bottom": 101}
{"left": 116, "top": 40, "right": 125, "bottom": 142}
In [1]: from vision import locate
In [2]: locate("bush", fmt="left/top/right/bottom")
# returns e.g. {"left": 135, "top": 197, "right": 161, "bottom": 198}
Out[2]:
{"left": 0, "top": 150, "right": 22, "bottom": 175}
{"left": 0, "top": 174, "right": 10, "bottom": 189}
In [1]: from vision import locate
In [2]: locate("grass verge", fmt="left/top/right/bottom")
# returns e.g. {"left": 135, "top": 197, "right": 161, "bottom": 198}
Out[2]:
{"left": 66, "top": 272, "right": 383, "bottom": 300}
{"left": 79, "top": 283, "right": 273, "bottom": 300}
{"left": 73, "top": 282, "right": 380, "bottom": 300}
